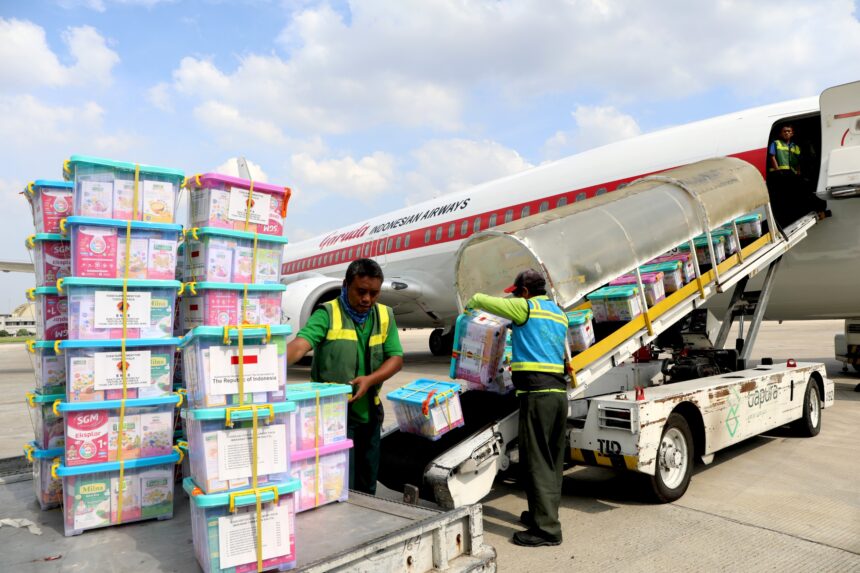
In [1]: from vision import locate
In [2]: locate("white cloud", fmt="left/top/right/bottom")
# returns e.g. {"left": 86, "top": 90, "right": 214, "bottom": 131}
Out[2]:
{"left": 0, "top": 95, "right": 103, "bottom": 143}
{"left": 58, "top": 0, "right": 175, "bottom": 10}
{"left": 193, "top": 101, "right": 289, "bottom": 146}
{"left": 0, "top": 19, "right": 119, "bottom": 90}
{"left": 289, "top": 152, "right": 396, "bottom": 200}
{"left": 147, "top": 82, "right": 173, "bottom": 111}
{"left": 213, "top": 158, "right": 270, "bottom": 182}
{"left": 543, "top": 105, "right": 642, "bottom": 159}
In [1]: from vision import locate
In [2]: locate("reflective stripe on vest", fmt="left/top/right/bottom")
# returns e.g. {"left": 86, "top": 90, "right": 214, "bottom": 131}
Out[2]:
{"left": 771, "top": 140, "right": 800, "bottom": 172}
{"left": 511, "top": 297, "right": 567, "bottom": 374}
{"left": 326, "top": 299, "right": 358, "bottom": 341}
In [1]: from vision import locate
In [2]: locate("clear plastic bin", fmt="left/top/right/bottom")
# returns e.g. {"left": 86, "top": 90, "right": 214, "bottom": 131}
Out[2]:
{"left": 290, "top": 439, "right": 352, "bottom": 513}
{"left": 65, "top": 216, "right": 181, "bottom": 280}
{"left": 26, "top": 233, "right": 70, "bottom": 287}
{"left": 56, "top": 452, "right": 179, "bottom": 536}
{"left": 566, "top": 309, "right": 595, "bottom": 352}
{"left": 647, "top": 252, "right": 695, "bottom": 283}
{"left": 26, "top": 340, "right": 67, "bottom": 395}
{"left": 27, "top": 287, "right": 67, "bottom": 341}
{"left": 386, "top": 379, "right": 465, "bottom": 441}
{"left": 679, "top": 235, "right": 726, "bottom": 267}
{"left": 185, "top": 173, "right": 291, "bottom": 237}
{"left": 24, "top": 180, "right": 74, "bottom": 234}
{"left": 185, "top": 477, "right": 299, "bottom": 573}
{"left": 181, "top": 325, "right": 291, "bottom": 409}
{"left": 639, "top": 261, "right": 686, "bottom": 293}
{"left": 587, "top": 285, "right": 643, "bottom": 322}
{"left": 179, "top": 282, "right": 285, "bottom": 330}
{"left": 26, "top": 391, "right": 64, "bottom": 450}
{"left": 285, "top": 382, "right": 350, "bottom": 453}
{"left": 449, "top": 310, "right": 510, "bottom": 389}
{"left": 608, "top": 271, "right": 666, "bottom": 306}
{"left": 57, "top": 394, "right": 180, "bottom": 467}
{"left": 24, "top": 442, "right": 63, "bottom": 510}
{"left": 184, "top": 227, "right": 287, "bottom": 284}
{"left": 733, "top": 213, "right": 763, "bottom": 240}
{"left": 59, "top": 277, "right": 180, "bottom": 340}
{"left": 176, "top": 242, "right": 187, "bottom": 283}
{"left": 59, "top": 338, "right": 180, "bottom": 402}
{"left": 64, "top": 155, "right": 184, "bottom": 223}
{"left": 708, "top": 229, "right": 739, "bottom": 256}
{"left": 185, "top": 401, "right": 295, "bottom": 494}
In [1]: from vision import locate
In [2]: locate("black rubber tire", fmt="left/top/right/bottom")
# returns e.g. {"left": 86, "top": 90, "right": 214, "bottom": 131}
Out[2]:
{"left": 647, "top": 412, "right": 694, "bottom": 503}
{"left": 790, "top": 379, "right": 822, "bottom": 437}
{"left": 853, "top": 363, "right": 860, "bottom": 374}
{"left": 429, "top": 329, "right": 446, "bottom": 356}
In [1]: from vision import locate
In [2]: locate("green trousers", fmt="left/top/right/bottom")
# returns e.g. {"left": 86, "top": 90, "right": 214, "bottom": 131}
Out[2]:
{"left": 519, "top": 391, "right": 567, "bottom": 541}
{"left": 347, "top": 407, "right": 382, "bottom": 495}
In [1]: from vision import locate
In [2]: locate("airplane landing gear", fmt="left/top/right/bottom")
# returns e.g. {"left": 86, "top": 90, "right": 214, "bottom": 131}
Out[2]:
{"left": 429, "top": 328, "right": 454, "bottom": 356}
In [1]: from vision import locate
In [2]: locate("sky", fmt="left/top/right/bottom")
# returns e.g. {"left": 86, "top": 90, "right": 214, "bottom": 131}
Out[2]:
{"left": 1, "top": 0, "right": 859, "bottom": 312}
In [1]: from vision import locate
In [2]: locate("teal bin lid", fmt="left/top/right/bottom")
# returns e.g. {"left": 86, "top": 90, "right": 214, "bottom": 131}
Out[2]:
{"left": 60, "top": 337, "right": 181, "bottom": 350}
{"left": 181, "top": 324, "right": 292, "bottom": 347}
{"left": 65, "top": 216, "right": 182, "bottom": 233}
{"left": 735, "top": 213, "right": 762, "bottom": 224}
{"left": 59, "top": 277, "right": 181, "bottom": 289}
{"left": 566, "top": 309, "right": 593, "bottom": 325}
{"left": 386, "top": 379, "right": 461, "bottom": 405}
{"left": 56, "top": 452, "right": 180, "bottom": 477}
{"left": 187, "top": 401, "right": 295, "bottom": 421}
{"left": 27, "top": 233, "right": 68, "bottom": 244}
{"left": 29, "top": 286, "right": 62, "bottom": 297}
{"left": 28, "top": 180, "right": 74, "bottom": 192}
{"left": 186, "top": 282, "right": 286, "bottom": 293}
{"left": 65, "top": 155, "right": 184, "bottom": 179}
{"left": 639, "top": 261, "right": 681, "bottom": 274}
{"left": 186, "top": 226, "right": 289, "bottom": 245}
{"left": 587, "top": 285, "right": 639, "bottom": 300}
{"left": 681, "top": 235, "right": 724, "bottom": 249}
{"left": 56, "top": 394, "right": 180, "bottom": 412}
{"left": 25, "top": 441, "right": 63, "bottom": 459}
{"left": 28, "top": 340, "right": 61, "bottom": 351}
{"left": 286, "top": 382, "right": 352, "bottom": 401}
{"left": 184, "top": 477, "right": 301, "bottom": 508}
{"left": 27, "top": 391, "right": 64, "bottom": 404}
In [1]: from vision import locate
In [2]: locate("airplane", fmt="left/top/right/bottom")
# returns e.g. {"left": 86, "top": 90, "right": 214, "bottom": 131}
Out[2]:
{"left": 279, "top": 80, "right": 860, "bottom": 357}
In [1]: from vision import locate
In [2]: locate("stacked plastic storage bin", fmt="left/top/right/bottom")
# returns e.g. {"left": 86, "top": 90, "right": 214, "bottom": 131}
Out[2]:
{"left": 180, "top": 173, "right": 300, "bottom": 572}
{"left": 50, "top": 155, "right": 185, "bottom": 535}
{"left": 22, "top": 180, "right": 75, "bottom": 510}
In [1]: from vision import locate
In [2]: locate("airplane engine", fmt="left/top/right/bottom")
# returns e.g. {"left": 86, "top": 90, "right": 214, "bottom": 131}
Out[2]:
{"left": 280, "top": 275, "right": 343, "bottom": 338}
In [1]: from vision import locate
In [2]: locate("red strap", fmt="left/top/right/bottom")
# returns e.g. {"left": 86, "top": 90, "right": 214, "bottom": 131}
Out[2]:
{"left": 421, "top": 390, "right": 437, "bottom": 416}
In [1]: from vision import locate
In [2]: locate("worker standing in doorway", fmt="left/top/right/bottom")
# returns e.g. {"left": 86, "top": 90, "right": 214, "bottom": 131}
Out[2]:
{"left": 466, "top": 269, "right": 568, "bottom": 547}
{"left": 287, "top": 258, "right": 404, "bottom": 494}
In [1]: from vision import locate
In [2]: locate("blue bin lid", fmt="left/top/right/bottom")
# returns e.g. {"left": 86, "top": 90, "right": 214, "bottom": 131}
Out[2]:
{"left": 29, "top": 180, "right": 74, "bottom": 191}
{"left": 25, "top": 441, "right": 63, "bottom": 459}
{"left": 183, "top": 477, "right": 301, "bottom": 508}
{"left": 639, "top": 261, "right": 681, "bottom": 274}
{"left": 586, "top": 285, "right": 639, "bottom": 300}
{"left": 185, "top": 282, "right": 286, "bottom": 293}
{"left": 28, "top": 286, "right": 62, "bottom": 297}
{"left": 286, "top": 382, "right": 352, "bottom": 401}
{"left": 56, "top": 452, "right": 180, "bottom": 477}
{"left": 181, "top": 324, "right": 292, "bottom": 346}
{"left": 186, "top": 226, "right": 289, "bottom": 245}
{"left": 386, "top": 379, "right": 461, "bottom": 405}
{"left": 59, "top": 277, "right": 181, "bottom": 289}
{"left": 27, "top": 233, "right": 68, "bottom": 244}
{"left": 56, "top": 394, "right": 180, "bottom": 412}
{"left": 187, "top": 401, "right": 295, "bottom": 421}
{"left": 65, "top": 216, "right": 182, "bottom": 233}
{"left": 59, "top": 337, "right": 181, "bottom": 350}
{"left": 27, "top": 391, "right": 64, "bottom": 404}
{"left": 566, "top": 309, "right": 593, "bottom": 325}
{"left": 28, "top": 340, "right": 61, "bottom": 351}
{"left": 65, "top": 155, "right": 184, "bottom": 179}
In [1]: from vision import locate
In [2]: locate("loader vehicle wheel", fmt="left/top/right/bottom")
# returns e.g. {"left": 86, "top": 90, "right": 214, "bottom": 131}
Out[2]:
{"left": 790, "top": 378, "right": 821, "bottom": 437}
{"left": 648, "top": 412, "right": 694, "bottom": 503}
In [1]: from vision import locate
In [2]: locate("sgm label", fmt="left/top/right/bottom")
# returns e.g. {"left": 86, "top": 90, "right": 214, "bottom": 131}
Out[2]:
{"left": 748, "top": 385, "right": 779, "bottom": 408}
{"left": 597, "top": 439, "right": 621, "bottom": 455}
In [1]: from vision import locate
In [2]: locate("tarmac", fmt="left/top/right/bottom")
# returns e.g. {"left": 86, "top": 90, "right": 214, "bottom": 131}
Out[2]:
{"left": 1, "top": 320, "right": 858, "bottom": 571}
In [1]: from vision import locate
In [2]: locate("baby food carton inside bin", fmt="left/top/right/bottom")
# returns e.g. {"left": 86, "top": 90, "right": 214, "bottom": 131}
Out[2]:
{"left": 181, "top": 325, "right": 291, "bottom": 409}
{"left": 286, "top": 382, "right": 350, "bottom": 453}
{"left": 450, "top": 310, "right": 510, "bottom": 390}
{"left": 290, "top": 439, "right": 352, "bottom": 512}
{"left": 26, "top": 391, "right": 65, "bottom": 450}
{"left": 679, "top": 235, "right": 726, "bottom": 268}
{"left": 566, "top": 309, "right": 595, "bottom": 352}
{"left": 27, "top": 287, "right": 68, "bottom": 341}
{"left": 185, "top": 173, "right": 292, "bottom": 237}
{"left": 60, "top": 277, "right": 180, "bottom": 340}
{"left": 64, "top": 155, "right": 183, "bottom": 223}
{"left": 180, "top": 282, "right": 285, "bottom": 330}
{"left": 184, "top": 227, "right": 287, "bottom": 284}
{"left": 55, "top": 451, "right": 179, "bottom": 536}
{"left": 184, "top": 477, "right": 299, "bottom": 573}
{"left": 24, "top": 180, "right": 74, "bottom": 234}
{"left": 646, "top": 252, "right": 695, "bottom": 284}
{"left": 387, "top": 379, "right": 464, "bottom": 441}
{"left": 24, "top": 442, "right": 64, "bottom": 510}
{"left": 608, "top": 271, "right": 666, "bottom": 307}
{"left": 639, "top": 261, "right": 686, "bottom": 293}
{"left": 26, "top": 340, "right": 67, "bottom": 395}
{"left": 26, "top": 233, "right": 70, "bottom": 287}
{"left": 587, "top": 285, "right": 643, "bottom": 323}
{"left": 732, "top": 213, "right": 763, "bottom": 240}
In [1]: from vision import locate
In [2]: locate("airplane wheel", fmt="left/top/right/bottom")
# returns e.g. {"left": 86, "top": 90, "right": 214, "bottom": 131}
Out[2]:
{"left": 790, "top": 379, "right": 821, "bottom": 437}
{"left": 429, "top": 329, "right": 446, "bottom": 356}
{"left": 648, "top": 413, "right": 694, "bottom": 503}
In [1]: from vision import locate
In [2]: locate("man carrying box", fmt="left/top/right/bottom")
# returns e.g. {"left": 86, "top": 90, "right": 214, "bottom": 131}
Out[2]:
{"left": 287, "top": 258, "right": 403, "bottom": 494}
{"left": 466, "top": 268, "right": 568, "bottom": 548}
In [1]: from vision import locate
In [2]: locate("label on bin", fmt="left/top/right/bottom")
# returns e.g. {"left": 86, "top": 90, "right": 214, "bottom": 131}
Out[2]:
{"left": 430, "top": 396, "right": 463, "bottom": 431}
{"left": 218, "top": 502, "right": 291, "bottom": 569}
{"left": 208, "top": 344, "right": 279, "bottom": 394}
{"left": 94, "top": 291, "right": 151, "bottom": 328}
{"left": 228, "top": 187, "right": 270, "bottom": 225}
{"left": 94, "top": 350, "right": 152, "bottom": 389}
{"left": 217, "top": 424, "right": 287, "bottom": 480}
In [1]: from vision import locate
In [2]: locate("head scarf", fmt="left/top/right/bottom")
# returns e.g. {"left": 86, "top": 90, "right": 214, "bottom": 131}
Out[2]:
{"left": 340, "top": 284, "right": 371, "bottom": 325}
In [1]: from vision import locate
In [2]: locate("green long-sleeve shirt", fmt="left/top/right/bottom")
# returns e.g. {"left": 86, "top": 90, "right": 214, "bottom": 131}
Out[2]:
{"left": 466, "top": 293, "right": 549, "bottom": 325}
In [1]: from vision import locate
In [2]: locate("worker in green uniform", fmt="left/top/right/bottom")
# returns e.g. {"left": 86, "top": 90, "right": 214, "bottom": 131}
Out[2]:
{"left": 466, "top": 269, "right": 568, "bottom": 547}
{"left": 287, "top": 258, "right": 403, "bottom": 494}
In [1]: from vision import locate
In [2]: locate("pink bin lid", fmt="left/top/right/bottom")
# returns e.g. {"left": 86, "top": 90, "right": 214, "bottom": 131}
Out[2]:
{"left": 290, "top": 439, "right": 354, "bottom": 463}
{"left": 185, "top": 173, "right": 290, "bottom": 197}
{"left": 649, "top": 252, "right": 691, "bottom": 264}
{"left": 609, "top": 271, "right": 664, "bottom": 286}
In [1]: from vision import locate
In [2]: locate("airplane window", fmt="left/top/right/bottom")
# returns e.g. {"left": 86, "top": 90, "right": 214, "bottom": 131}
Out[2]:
{"left": 521, "top": 206, "right": 531, "bottom": 218}
{"left": 348, "top": 248, "right": 353, "bottom": 259}
{"left": 556, "top": 197, "right": 567, "bottom": 207}
{"left": 596, "top": 187, "right": 607, "bottom": 196}
{"left": 616, "top": 183, "right": 628, "bottom": 190}
{"left": 504, "top": 209, "right": 513, "bottom": 223}
{"left": 460, "top": 220, "right": 468, "bottom": 236}
{"left": 435, "top": 227, "right": 442, "bottom": 241}
{"left": 473, "top": 217, "right": 481, "bottom": 233}
{"left": 405, "top": 235, "right": 411, "bottom": 248}
{"left": 387, "top": 238, "right": 393, "bottom": 251}
{"left": 424, "top": 229, "right": 431, "bottom": 244}
{"left": 364, "top": 244, "right": 370, "bottom": 257}
{"left": 395, "top": 236, "right": 401, "bottom": 249}
{"left": 378, "top": 240, "right": 385, "bottom": 253}
{"left": 575, "top": 192, "right": 586, "bottom": 202}
{"left": 448, "top": 223, "right": 455, "bottom": 239}
{"left": 539, "top": 201, "right": 549, "bottom": 212}
{"left": 489, "top": 214, "right": 497, "bottom": 227}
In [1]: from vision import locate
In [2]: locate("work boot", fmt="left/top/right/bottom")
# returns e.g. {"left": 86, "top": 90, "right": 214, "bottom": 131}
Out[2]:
{"left": 519, "top": 510, "right": 536, "bottom": 528}
{"left": 512, "top": 529, "right": 562, "bottom": 547}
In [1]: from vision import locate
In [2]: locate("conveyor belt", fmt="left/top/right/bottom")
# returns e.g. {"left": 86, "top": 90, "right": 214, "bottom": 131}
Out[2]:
{"left": 378, "top": 390, "right": 518, "bottom": 501}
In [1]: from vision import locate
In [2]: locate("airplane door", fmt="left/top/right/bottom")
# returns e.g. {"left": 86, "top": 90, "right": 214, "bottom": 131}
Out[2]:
{"left": 818, "top": 81, "right": 860, "bottom": 199}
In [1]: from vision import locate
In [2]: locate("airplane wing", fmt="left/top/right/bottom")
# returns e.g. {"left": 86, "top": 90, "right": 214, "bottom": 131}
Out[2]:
{"left": 0, "top": 260, "right": 34, "bottom": 273}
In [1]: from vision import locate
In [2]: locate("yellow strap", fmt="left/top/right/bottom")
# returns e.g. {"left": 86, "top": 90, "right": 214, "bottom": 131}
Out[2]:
{"left": 242, "top": 284, "right": 249, "bottom": 325}
{"left": 132, "top": 164, "right": 140, "bottom": 221}
{"left": 238, "top": 327, "right": 245, "bottom": 405}
{"left": 116, "top": 337, "right": 128, "bottom": 524}
{"left": 255, "top": 491, "right": 263, "bottom": 572}
{"left": 244, "top": 180, "right": 255, "bottom": 232}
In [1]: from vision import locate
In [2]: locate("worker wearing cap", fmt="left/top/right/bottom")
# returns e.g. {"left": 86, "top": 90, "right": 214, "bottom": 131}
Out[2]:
{"left": 287, "top": 258, "right": 404, "bottom": 494}
{"left": 466, "top": 269, "right": 568, "bottom": 547}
